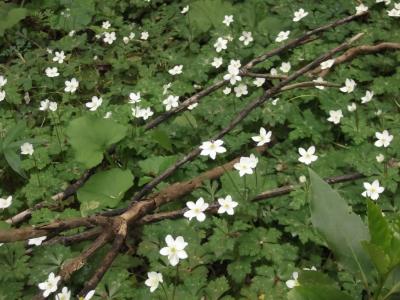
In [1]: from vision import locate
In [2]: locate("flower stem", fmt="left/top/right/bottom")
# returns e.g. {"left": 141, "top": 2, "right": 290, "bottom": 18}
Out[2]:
{"left": 172, "top": 265, "right": 179, "bottom": 300}
{"left": 32, "top": 155, "right": 41, "bottom": 187}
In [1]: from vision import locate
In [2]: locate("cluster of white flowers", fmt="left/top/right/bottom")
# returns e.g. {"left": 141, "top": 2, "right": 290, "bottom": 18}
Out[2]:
{"left": 388, "top": 3, "right": 400, "bottom": 16}
{"left": 39, "top": 99, "right": 58, "bottom": 112}
{"left": 38, "top": 271, "right": 96, "bottom": 299}
{"left": 223, "top": 59, "right": 242, "bottom": 85}
{"left": 132, "top": 106, "right": 154, "bottom": 120}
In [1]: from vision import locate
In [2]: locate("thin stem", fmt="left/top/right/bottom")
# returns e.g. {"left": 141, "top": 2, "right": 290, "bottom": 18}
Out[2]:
{"left": 171, "top": 265, "right": 179, "bottom": 300}
{"left": 160, "top": 282, "right": 169, "bottom": 300}
{"left": 32, "top": 155, "right": 41, "bottom": 187}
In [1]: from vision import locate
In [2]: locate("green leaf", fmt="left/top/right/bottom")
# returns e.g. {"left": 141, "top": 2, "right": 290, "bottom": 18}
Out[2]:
{"left": 288, "top": 285, "right": 355, "bottom": 300}
{"left": 367, "top": 200, "right": 392, "bottom": 250}
{"left": 0, "top": 4, "right": 27, "bottom": 36}
{"left": 204, "top": 276, "right": 230, "bottom": 299}
{"left": 3, "top": 148, "right": 26, "bottom": 178}
{"left": 362, "top": 242, "right": 390, "bottom": 276}
{"left": 66, "top": 115, "right": 127, "bottom": 168}
{"left": 308, "top": 169, "right": 372, "bottom": 280}
{"left": 77, "top": 168, "right": 133, "bottom": 211}
{"left": 151, "top": 129, "right": 173, "bottom": 152}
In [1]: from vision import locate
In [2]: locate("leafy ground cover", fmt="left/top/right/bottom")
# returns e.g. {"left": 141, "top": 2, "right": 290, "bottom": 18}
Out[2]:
{"left": 0, "top": 0, "right": 400, "bottom": 299}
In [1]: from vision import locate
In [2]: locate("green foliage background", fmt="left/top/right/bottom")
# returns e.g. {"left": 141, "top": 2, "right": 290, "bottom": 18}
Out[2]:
{"left": 0, "top": 0, "right": 399, "bottom": 299}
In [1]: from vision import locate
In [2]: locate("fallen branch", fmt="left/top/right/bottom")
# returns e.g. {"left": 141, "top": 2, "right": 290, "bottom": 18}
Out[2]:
{"left": 139, "top": 172, "right": 365, "bottom": 224}
{"left": 311, "top": 42, "right": 400, "bottom": 77}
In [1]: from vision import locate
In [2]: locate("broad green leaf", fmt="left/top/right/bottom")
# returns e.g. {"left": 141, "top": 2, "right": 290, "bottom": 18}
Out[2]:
{"left": 288, "top": 285, "right": 355, "bottom": 300}
{"left": 138, "top": 156, "right": 177, "bottom": 176}
{"left": 151, "top": 129, "right": 173, "bottom": 152}
{"left": 367, "top": 200, "right": 392, "bottom": 250}
{"left": 77, "top": 168, "right": 133, "bottom": 211}
{"left": 3, "top": 148, "right": 26, "bottom": 178}
{"left": 204, "top": 276, "right": 230, "bottom": 299}
{"left": 298, "top": 271, "right": 337, "bottom": 287}
{"left": 66, "top": 115, "right": 127, "bottom": 168}
{"left": 362, "top": 242, "right": 390, "bottom": 276}
{"left": 0, "top": 4, "right": 27, "bottom": 36}
{"left": 308, "top": 169, "right": 372, "bottom": 281}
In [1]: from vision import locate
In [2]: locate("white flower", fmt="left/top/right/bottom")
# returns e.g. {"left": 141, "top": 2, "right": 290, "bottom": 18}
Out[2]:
{"left": 223, "top": 60, "right": 242, "bottom": 85}
{"left": 376, "top": 153, "right": 385, "bottom": 163}
{"left": 279, "top": 62, "right": 291, "bottom": 73}
{"left": 298, "top": 146, "right": 318, "bottom": 165}
{"left": 270, "top": 68, "right": 278, "bottom": 76}
{"left": 374, "top": 130, "right": 393, "bottom": 147}
{"left": 45, "top": 67, "right": 59, "bottom": 78}
{"left": 163, "top": 83, "right": 172, "bottom": 95}
{"left": 21, "top": 142, "right": 34, "bottom": 156}
{"left": 0, "top": 90, "right": 5, "bottom": 102}
{"left": 299, "top": 175, "right": 307, "bottom": 183}
{"left": 376, "top": 0, "right": 391, "bottom": 4}
{"left": 253, "top": 77, "right": 265, "bottom": 87}
{"left": 356, "top": 4, "right": 369, "bottom": 15}
{"left": 239, "top": 31, "right": 253, "bottom": 46}
{"left": 340, "top": 78, "right": 356, "bottom": 93}
{"left": 163, "top": 95, "right": 179, "bottom": 111}
{"left": 223, "top": 87, "right": 232, "bottom": 95}
{"left": 347, "top": 102, "right": 357, "bottom": 112}
{"left": 104, "top": 111, "right": 112, "bottom": 119}
{"left": 0, "top": 75, "right": 7, "bottom": 87}
{"left": 362, "top": 180, "right": 384, "bottom": 200}
{"left": 38, "top": 272, "right": 61, "bottom": 298}
{"left": 0, "top": 196, "right": 12, "bottom": 209}
{"left": 53, "top": 51, "right": 66, "bottom": 64}
{"left": 123, "top": 36, "right": 130, "bottom": 44}
{"left": 211, "top": 57, "right": 223, "bottom": 68}
{"left": 181, "top": 5, "right": 189, "bottom": 14}
{"left": 375, "top": 109, "right": 382, "bottom": 116}
{"left": 320, "top": 59, "right": 335, "bottom": 70}
{"left": 55, "top": 287, "right": 71, "bottom": 300}
{"left": 234, "top": 84, "right": 248, "bottom": 97}
{"left": 234, "top": 154, "right": 258, "bottom": 177}
{"left": 102, "top": 21, "right": 111, "bottom": 29}
{"left": 361, "top": 90, "right": 374, "bottom": 104}
{"left": 199, "top": 140, "right": 226, "bottom": 160}
{"left": 28, "top": 236, "right": 47, "bottom": 246}
{"left": 223, "top": 15, "right": 234, "bottom": 26}
{"left": 275, "top": 31, "right": 290, "bottom": 42}
{"left": 85, "top": 96, "right": 103, "bottom": 111}
{"left": 159, "top": 235, "right": 188, "bottom": 266}
{"left": 217, "top": 195, "right": 238, "bottom": 215}
{"left": 327, "top": 109, "right": 343, "bottom": 124}
{"left": 103, "top": 32, "right": 116, "bottom": 44}
{"left": 252, "top": 127, "right": 272, "bottom": 146}
{"left": 141, "top": 31, "right": 149, "bottom": 40}
{"left": 129, "top": 32, "right": 135, "bottom": 40}
{"left": 83, "top": 290, "right": 95, "bottom": 300}
{"left": 184, "top": 197, "right": 209, "bottom": 222}
{"left": 388, "top": 8, "right": 400, "bottom": 16}
{"left": 68, "top": 30, "right": 75, "bottom": 37}
{"left": 271, "top": 98, "right": 279, "bottom": 105}
{"left": 145, "top": 272, "right": 163, "bottom": 293}
{"left": 312, "top": 77, "right": 326, "bottom": 90}
{"left": 129, "top": 92, "right": 141, "bottom": 104}
{"left": 214, "top": 37, "right": 228, "bottom": 52}
{"left": 286, "top": 272, "right": 299, "bottom": 289}
{"left": 303, "top": 266, "right": 317, "bottom": 271}
{"left": 168, "top": 65, "right": 183, "bottom": 75}
{"left": 39, "top": 99, "right": 57, "bottom": 112}
{"left": 132, "top": 107, "right": 154, "bottom": 120}
{"left": 293, "top": 8, "right": 309, "bottom": 22}
{"left": 188, "top": 103, "right": 198, "bottom": 110}
{"left": 64, "top": 78, "right": 79, "bottom": 93}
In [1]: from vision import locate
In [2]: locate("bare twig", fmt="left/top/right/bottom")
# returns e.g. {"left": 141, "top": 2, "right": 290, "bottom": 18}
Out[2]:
{"left": 139, "top": 172, "right": 365, "bottom": 224}
{"left": 310, "top": 42, "right": 400, "bottom": 77}
{"left": 279, "top": 81, "right": 341, "bottom": 91}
